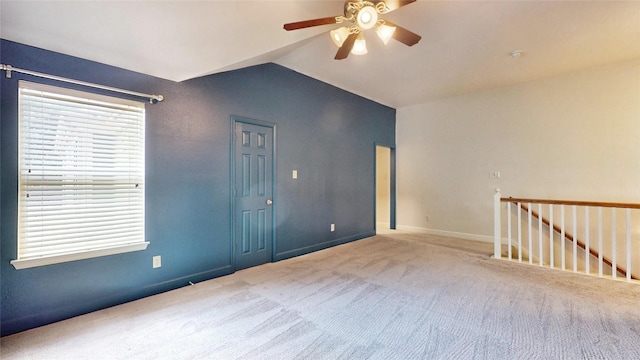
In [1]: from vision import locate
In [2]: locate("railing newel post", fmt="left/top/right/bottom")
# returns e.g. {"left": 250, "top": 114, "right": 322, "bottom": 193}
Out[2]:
{"left": 494, "top": 188, "right": 502, "bottom": 259}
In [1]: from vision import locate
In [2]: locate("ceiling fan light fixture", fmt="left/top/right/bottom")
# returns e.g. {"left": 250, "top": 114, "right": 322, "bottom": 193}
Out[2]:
{"left": 351, "top": 33, "right": 368, "bottom": 55}
{"left": 375, "top": 23, "right": 396, "bottom": 45}
{"left": 283, "top": 0, "right": 421, "bottom": 59}
{"left": 356, "top": 6, "right": 378, "bottom": 30}
{"left": 330, "top": 27, "right": 350, "bottom": 47}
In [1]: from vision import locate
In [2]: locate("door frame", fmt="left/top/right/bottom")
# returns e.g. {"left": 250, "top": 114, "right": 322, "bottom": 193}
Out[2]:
{"left": 229, "top": 115, "right": 277, "bottom": 271}
{"left": 374, "top": 143, "right": 396, "bottom": 231}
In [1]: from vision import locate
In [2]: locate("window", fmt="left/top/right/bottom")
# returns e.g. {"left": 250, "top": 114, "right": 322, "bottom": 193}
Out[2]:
{"left": 12, "top": 81, "right": 148, "bottom": 270}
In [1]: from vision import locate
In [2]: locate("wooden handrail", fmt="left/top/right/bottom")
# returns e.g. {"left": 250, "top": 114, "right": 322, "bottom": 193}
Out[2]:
{"left": 502, "top": 197, "right": 640, "bottom": 209}
{"left": 513, "top": 202, "right": 636, "bottom": 280}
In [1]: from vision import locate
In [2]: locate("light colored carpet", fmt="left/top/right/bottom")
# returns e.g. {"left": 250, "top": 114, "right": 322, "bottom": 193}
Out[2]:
{"left": 2, "top": 231, "right": 640, "bottom": 359}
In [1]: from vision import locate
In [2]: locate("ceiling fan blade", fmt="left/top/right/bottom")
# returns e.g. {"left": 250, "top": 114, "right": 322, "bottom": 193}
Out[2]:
{"left": 383, "top": 20, "right": 422, "bottom": 46}
{"left": 284, "top": 16, "right": 338, "bottom": 31}
{"left": 334, "top": 33, "right": 358, "bottom": 60}
{"left": 381, "top": 0, "right": 417, "bottom": 12}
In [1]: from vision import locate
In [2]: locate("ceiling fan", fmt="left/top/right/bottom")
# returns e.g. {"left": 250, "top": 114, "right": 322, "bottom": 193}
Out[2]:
{"left": 283, "top": 0, "right": 421, "bottom": 60}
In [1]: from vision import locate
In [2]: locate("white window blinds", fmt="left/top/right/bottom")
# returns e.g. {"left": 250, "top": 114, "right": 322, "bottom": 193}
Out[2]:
{"left": 12, "top": 81, "right": 148, "bottom": 269}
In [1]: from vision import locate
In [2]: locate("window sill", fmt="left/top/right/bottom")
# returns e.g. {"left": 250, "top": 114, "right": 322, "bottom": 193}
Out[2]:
{"left": 10, "top": 242, "right": 150, "bottom": 270}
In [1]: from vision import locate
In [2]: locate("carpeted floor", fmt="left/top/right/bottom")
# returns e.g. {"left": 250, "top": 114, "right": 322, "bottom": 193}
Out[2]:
{"left": 2, "top": 231, "right": 640, "bottom": 359}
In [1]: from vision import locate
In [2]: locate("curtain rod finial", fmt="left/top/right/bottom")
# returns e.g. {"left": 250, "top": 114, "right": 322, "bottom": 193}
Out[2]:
{"left": 1, "top": 64, "right": 13, "bottom": 78}
{"left": 150, "top": 94, "right": 164, "bottom": 104}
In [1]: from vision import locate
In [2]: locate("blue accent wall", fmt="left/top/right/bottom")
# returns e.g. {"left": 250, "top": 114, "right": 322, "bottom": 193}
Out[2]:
{"left": 0, "top": 39, "right": 395, "bottom": 336}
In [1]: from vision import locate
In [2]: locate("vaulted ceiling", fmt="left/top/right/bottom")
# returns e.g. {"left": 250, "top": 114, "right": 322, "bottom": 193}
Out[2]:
{"left": 1, "top": 1, "right": 639, "bottom": 108}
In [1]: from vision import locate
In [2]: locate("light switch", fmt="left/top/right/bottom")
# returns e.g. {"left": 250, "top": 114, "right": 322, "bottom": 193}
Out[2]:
{"left": 292, "top": 170, "right": 298, "bottom": 179}
{"left": 153, "top": 255, "right": 161, "bottom": 268}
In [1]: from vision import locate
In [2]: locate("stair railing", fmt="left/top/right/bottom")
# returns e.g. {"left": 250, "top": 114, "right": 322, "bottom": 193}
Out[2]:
{"left": 493, "top": 189, "right": 640, "bottom": 282}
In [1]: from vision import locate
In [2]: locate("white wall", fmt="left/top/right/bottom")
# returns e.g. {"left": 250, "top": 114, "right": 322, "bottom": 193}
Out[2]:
{"left": 397, "top": 60, "right": 640, "bottom": 240}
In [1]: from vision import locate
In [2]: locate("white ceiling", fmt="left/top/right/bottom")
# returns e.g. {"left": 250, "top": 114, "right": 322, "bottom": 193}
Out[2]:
{"left": 1, "top": 1, "right": 639, "bottom": 108}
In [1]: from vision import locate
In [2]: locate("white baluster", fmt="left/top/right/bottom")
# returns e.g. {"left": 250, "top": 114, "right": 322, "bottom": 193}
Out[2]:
{"left": 538, "top": 203, "right": 543, "bottom": 266}
{"left": 561, "top": 205, "right": 566, "bottom": 271}
{"left": 626, "top": 208, "right": 631, "bottom": 281}
{"left": 518, "top": 202, "right": 522, "bottom": 263}
{"left": 549, "top": 204, "right": 554, "bottom": 269}
{"left": 585, "top": 207, "right": 590, "bottom": 275}
{"left": 528, "top": 203, "right": 533, "bottom": 265}
{"left": 612, "top": 209, "right": 617, "bottom": 279}
{"left": 507, "top": 202, "right": 512, "bottom": 260}
{"left": 572, "top": 205, "right": 577, "bottom": 273}
{"left": 598, "top": 207, "right": 603, "bottom": 277}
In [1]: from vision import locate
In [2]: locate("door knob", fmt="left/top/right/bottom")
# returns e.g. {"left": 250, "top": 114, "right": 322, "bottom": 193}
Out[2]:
{"left": 266, "top": 199, "right": 273, "bottom": 206}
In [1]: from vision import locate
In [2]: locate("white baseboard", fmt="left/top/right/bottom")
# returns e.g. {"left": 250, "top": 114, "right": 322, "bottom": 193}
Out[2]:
{"left": 396, "top": 225, "right": 494, "bottom": 244}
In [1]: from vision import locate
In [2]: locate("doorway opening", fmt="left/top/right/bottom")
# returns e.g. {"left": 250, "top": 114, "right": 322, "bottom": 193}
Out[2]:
{"left": 375, "top": 144, "right": 396, "bottom": 233}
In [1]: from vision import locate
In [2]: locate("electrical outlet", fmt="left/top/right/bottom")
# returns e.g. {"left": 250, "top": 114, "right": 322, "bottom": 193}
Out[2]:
{"left": 292, "top": 170, "right": 298, "bottom": 179}
{"left": 153, "top": 255, "right": 161, "bottom": 268}
{"left": 331, "top": 223, "right": 335, "bottom": 232}
{"left": 489, "top": 171, "right": 501, "bottom": 179}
